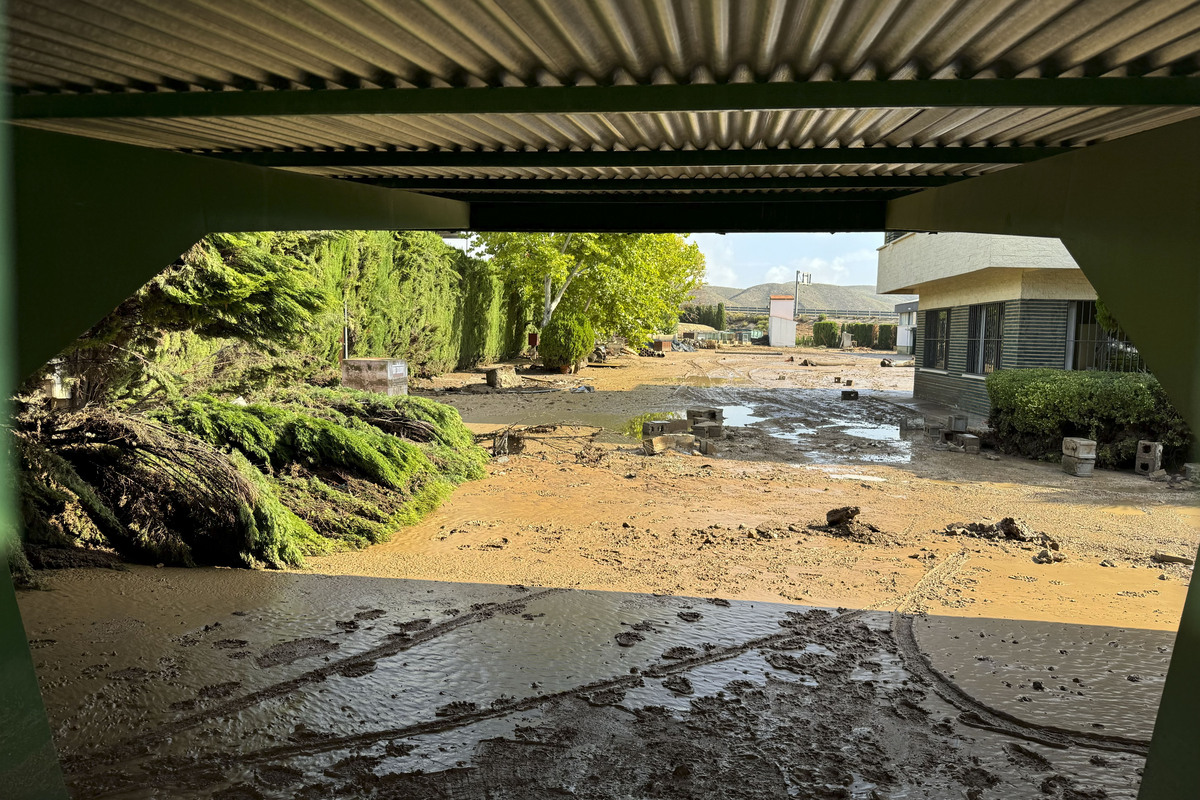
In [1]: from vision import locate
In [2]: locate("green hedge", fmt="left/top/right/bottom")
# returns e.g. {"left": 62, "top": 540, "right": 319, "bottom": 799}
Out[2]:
{"left": 986, "top": 369, "right": 1191, "bottom": 469}
{"left": 812, "top": 321, "right": 840, "bottom": 347}
{"left": 541, "top": 314, "right": 595, "bottom": 369}
{"left": 875, "top": 324, "right": 897, "bottom": 350}
{"left": 845, "top": 323, "right": 877, "bottom": 348}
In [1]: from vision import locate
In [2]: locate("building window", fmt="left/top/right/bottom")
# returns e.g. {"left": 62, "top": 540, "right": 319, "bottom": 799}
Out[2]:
{"left": 924, "top": 309, "right": 950, "bottom": 369}
{"left": 967, "top": 302, "right": 1004, "bottom": 374}
{"left": 1067, "top": 300, "right": 1146, "bottom": 373}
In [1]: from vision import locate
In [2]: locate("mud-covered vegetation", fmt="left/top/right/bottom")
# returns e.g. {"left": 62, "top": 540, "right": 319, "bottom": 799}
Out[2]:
{"left": 9, "top": 232, "right": 507, "bottom": 585}
{"left": 987, "top": 368, "right": 1191, "bottom": 468}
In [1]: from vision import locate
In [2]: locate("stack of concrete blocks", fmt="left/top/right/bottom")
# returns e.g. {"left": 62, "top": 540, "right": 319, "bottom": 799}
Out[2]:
{"left": 1135, "top": 440, "right": 1163, "bottom": 477}
{"left": 643, "top": 413, "right": 720, "bottom": 456}
{"left": 945, "top": 415, "right": 968, "bottom": 441}
{"left": 687, "top": 407, "right": 724, "bottom": 456}
{"left": 1062, "top": 437, "right": 1097, "bottom": 477}
{"left": 341, "top": 358, "right": 408, "bottom": 396}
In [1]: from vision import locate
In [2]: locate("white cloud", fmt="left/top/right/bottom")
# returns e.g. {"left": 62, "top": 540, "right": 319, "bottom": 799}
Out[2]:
{"left": 694, "top": 235, "right": 742, "bottom": 287}
{"left": 764, "top": 265, "right": 792, "bottom": 284}
{"left": 792, "top": 248, "right": 878, "bottom": 287}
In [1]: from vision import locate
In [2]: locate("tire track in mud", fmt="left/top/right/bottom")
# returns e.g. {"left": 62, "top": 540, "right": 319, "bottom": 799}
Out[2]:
{"left": 80, "top": 607, "right": 872, "bottom": 795}
{"left": 891, "top": 612, "right": 1150, "bottom": 756}
{"left": 68, "top": 587, "right": 569, "bottom": 772}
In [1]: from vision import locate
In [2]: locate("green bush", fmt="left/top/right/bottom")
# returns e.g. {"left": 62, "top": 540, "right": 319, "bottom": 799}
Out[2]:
{"left": 986, "top": 369, "right": 1191, "bottom": 469}
{"left": 812, "top": 321, "right": 840, "bottom": 348}
{"left": 541, "top": 314, "right": 595, "bottom": 369}
{"left": 845, "top": 323, "right": 877, "bottom": 348}
{"left": 875, "top": 324, "right": 897, "bottom": 350}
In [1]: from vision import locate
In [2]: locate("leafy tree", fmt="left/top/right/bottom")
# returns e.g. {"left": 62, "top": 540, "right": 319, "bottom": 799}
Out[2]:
{"left": 471, "top": 233, "right": 705, "bottom": 342}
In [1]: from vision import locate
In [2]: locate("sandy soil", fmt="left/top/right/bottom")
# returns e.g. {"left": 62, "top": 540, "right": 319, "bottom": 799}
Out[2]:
{"left": 318, "top": 347, "right": 1198, "bottom": 632}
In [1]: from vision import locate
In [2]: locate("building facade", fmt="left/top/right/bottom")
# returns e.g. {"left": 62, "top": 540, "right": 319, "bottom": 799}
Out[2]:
{"left": 876, "top": 232, "right": 1139, "bottom": 418}
{"left": 894, "top": 300, "right": 918, "bottom": 355}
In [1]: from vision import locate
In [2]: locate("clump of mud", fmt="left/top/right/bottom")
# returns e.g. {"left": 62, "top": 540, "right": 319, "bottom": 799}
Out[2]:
{"left": 255, "top": 637, "right": 340, "bottom": 668}
{"left": 809, "top": 506, "right": 891, "bottom": 544}
{"left": 941, "top": 517, "right": 1064, "bottom": 560}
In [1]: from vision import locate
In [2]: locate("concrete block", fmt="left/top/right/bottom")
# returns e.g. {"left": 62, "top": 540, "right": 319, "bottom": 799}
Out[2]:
{"left": 843, "top": 379, "right": 854, "bottom": 387}
{"left": 1183, "top": 463, "right": 1200, "bottom": 482}
{"left": 841, "top": 390, "right": 859, "bottom": 400}
{"left": 1062, "top": 437, "right": 1097, "bottom": 459}
{"left": 1061, "top": 455, "right": 1095, "bottom": 477}
{"left": 958, "top": 434, "right": 981, "bottom": 453}
{"left": 698, "top": 438, "right": 719, "bottom": 456}
{"left": 900, "top": 416, "right": 926, "bottom": 431}
{"left": 686, "top": 407, "right": 722, "bottom": 423}
{"left": 947, "top": 414, "right": 968, "bottom": 433}
{"left": 643, "top": 435, "right": 669, "bottom": 455}
{"left": 485, "top": 365, "right": 523, "bottom": 389}
{"left": 1135, "top": 440, "right": 1163, "bottom": 475}
{"left": 834, "top": 376, "right": 841, "bottom": 383}
{"left": 341, "top": 358, "right": 408, "bottom": 396}
{"left": 666, "top": 419, "right": 691, "bottom": 433}
{"left": 642, "top": 420, "right": 672, "bottom": 437}
{"left": 691, "top": 420, "right": 724, "bottom": 438}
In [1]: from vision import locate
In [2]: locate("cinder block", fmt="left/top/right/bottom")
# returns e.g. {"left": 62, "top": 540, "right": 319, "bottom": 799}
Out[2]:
{"left": 1184, "top": 463, "right": 1200, "bottom": 482}
{"left": 834, "top": 376, "right": 842, "bottom": 383}
{"left": 698, "top": 438, "right": 719, "bottom": 456}
{"left": 843, "top": 379, "right": 854, "bottom": 387}
{"left": 1062, "top": 454, "right": 1095, "bottom": 477}
{"left": 841, "top": 390, "right": 859, "bottom": 400}
{"left": 1135, "top": 440, "right": 1163, "bottom": 475}
{"left": 686, "top": 407, "right": 722, "bottom": 423}
{"left": 691, "top": 420, "right": 724, "bottom": 438}
{"left": 1062, "top": 437, "right": 1097, "bottom": 459}
{"left": 666, "top": 419, "right": 691, "bottom": 433}
{"left": 947, "top": 414, "right": 968, "bottom": 433}
{"left": 642, "top": 420, "right": 672, "bottom": 437}
{"left": 958, "top": 434, "right": 981, "bottom": 453}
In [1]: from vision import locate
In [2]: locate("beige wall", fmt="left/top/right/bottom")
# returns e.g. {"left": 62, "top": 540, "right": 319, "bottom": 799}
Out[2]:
{"left": 915, "top": 267, "right": 1097, "bottom": 310}
{"left": 877, "top": 231, "right": 1078, "bottom": 294}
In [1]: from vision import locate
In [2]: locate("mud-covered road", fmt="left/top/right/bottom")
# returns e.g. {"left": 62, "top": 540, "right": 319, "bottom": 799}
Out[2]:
{"left": 17, "top": 347, "right": 1196, "bottom": 798}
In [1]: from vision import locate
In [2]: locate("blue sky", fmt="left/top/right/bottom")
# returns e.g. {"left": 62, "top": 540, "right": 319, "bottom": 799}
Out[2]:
{"left": 690, "top": 232, "right": 886, "bottom": 289}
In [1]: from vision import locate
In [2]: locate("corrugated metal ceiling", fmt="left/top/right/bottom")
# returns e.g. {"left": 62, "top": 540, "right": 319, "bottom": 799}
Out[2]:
{"left": 7, "top": 0, "right": 1200, "bottom": 194}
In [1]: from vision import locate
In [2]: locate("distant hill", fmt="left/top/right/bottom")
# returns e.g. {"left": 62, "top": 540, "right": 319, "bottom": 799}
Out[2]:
{"left": 688, "top": 285, "right": 742, "bottom": 306}
{"left": 689, "top": 282, "right": 915, "bottom": 314}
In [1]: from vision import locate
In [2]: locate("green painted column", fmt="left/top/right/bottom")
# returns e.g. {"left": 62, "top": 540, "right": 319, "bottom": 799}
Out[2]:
{"left": 887, "top": 116, "right": 1200, "bottom": 800}
{"left": 0, "top": 8, "right": 70, "bottom": 796}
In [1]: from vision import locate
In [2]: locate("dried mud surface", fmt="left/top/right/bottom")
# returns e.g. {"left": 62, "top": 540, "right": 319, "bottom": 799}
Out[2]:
{"left": 16, "top": 348, "right": 1195, "bottom": 798}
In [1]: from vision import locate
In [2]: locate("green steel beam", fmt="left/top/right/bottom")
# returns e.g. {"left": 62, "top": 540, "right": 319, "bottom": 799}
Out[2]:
{"left": 468, "top": 199, "right": 885, "bottom": 232}
{"left": 354, "top": 175, "right": 963, "bottom": 192}
{"left": 215, "top": 145, "right": 1068, "bottom": 169}
{"left": 13, "top": 77, "right": 1200, "bottom": 120}
{"left": 887, "top": 116, "right": 1200, "bottom": 800}
{"left": 13, "top": 127, "right": 468, "bottom": 380}
{"left": 432, "top": 190, "right": 906, "bottom": 204}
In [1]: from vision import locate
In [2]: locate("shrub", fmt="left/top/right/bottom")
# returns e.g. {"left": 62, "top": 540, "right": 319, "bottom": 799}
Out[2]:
{"left": 845, "top": 323, "right": 877, "bottom": 348}
{"left": 986, "top": 369, "right": 1191, "bottom": 469}
{"left": 541, "top": 314, "right": 595, "bottom": 369}
{"left": 812, "top": 321, "right": 840, "bottom": 348}
{"left": 875, "top": 324, "right": 897, "bottom": 350}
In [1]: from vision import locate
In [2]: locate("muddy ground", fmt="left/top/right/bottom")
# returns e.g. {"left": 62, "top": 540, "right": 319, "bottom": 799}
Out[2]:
{"left": 16, "top": 347, "right": 1198, "bottom": 798}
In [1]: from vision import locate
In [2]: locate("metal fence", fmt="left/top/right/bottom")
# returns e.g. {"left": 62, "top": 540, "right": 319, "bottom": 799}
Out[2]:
{"left": 1068, "top": 300, "right": 1147, "bottom": 373}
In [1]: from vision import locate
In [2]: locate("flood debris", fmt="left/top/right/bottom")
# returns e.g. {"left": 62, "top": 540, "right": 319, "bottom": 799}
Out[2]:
{"left": 1151, "top": 551, "right": 1195, "bottom": 566}
{"left": 813, "top": 506, "right": 889, "bottom": 544}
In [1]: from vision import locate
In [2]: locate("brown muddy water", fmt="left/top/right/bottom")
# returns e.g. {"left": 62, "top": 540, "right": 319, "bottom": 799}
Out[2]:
{"left": 461, "top": 386, "right": 917, "bottom": 464}
{"left": 21, "top": 568, "right": 1168, "bottom": 798}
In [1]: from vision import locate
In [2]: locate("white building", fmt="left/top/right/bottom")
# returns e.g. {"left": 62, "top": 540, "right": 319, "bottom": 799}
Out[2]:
{"left": 767, "top": 294, "right": 796, "bottom": 348}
